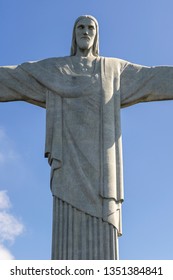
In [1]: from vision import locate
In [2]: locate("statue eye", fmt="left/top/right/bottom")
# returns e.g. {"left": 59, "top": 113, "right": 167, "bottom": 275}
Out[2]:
{"left": 77, "top": 25, "right": 84, "bottom": 29}
{"left": 89, "top": 25, "right": 95, "bottom": 30}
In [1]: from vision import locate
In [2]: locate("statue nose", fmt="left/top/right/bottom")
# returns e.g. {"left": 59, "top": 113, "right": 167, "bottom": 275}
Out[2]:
{"left": 83, "top": 29, "right": 89, "bottom": 35}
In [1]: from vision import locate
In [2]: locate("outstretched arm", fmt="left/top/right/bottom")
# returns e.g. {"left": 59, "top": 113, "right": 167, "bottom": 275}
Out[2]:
{"left": 0, "top": 63, "right": 47, "bottom": 108}
{"left": 120, "top": 61, "right": 173, "bottom": 108}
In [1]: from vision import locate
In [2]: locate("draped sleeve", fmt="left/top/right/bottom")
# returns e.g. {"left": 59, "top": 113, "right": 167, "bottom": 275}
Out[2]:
{"left": 120, "top": 61, "right": 173, "bottom": 108}
{"left": 0, "top": 63, "right": 46, "bottom": 107}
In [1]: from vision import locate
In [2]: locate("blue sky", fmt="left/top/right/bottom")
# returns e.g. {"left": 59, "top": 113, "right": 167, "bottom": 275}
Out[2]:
{"left": 0, "top": 0, "right": 173, "bottom": 260}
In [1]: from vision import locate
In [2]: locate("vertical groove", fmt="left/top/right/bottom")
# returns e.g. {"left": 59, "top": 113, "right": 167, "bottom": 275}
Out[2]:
{"left": 86, "top": 214, "right": 89, "bottom": 259}
{"left": 98, "top": 218, "right": 104, "bottom": 259}
{"left": 96, "top": 218, "right": 99, "bottom": 259}
{"left": 112, "top": 226, "right": 116, "bottom": 260}
{"left": 114, "top": 228, "right": 119, "bottom": 260}
{"left": 73, "top": 207, "right": 78, "bottom": 259}
{"left": 51, "top": 198, "right": 119, "bottom": 260}
{"left": 81, "top": 213, "right": 87, "bottom": 259}
{"left": 58, "top": 199, "right": 63, "bottom": 259}
{"left": 51, "top": 196, "right": 57, "bottom": 259}
{"left": 107, "top": 223, "right": 111, "bottom": 259}
{"left": 109, "top": 225, "right": 113, "bottom": 260}
{"left": 67, "top": 204, "right": 73, "bottom": 259}
{"left": 93, "top": 217, "right": 98, "bottom": 259}
{"left": 88, "top": 215, "right": 92, "bottom": 259}
{"left": 71, "top": 206, "right": 74, "bottom": 260}
{"left": 78, "top": 211, "right": 82, "bottom": 259}
{"left": 62, "top": 202, "right": 68, "bottom": 259}
{"left": 104, "top": 222, "right": 110, "bottom": 259}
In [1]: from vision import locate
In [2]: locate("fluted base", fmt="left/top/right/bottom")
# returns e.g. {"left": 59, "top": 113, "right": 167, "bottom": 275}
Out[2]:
{"left": 51, "top": 196, "right": 119, "bottom": 260}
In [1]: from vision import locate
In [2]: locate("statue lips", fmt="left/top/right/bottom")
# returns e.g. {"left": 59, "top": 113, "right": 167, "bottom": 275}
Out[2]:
{"left": 81, "top": 36, "right": 90, "bottom": 41}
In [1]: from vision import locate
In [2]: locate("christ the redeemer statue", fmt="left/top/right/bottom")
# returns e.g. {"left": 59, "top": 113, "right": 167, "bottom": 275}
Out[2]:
{"left": 0, "top": 15, "right": 173, "bottom": 259}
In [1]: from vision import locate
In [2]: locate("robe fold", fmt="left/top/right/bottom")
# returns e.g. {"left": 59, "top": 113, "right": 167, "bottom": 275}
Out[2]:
{"left": 1, "top": 56, "right": 173, "bottom": 258}
{"left": 44, "top": 57, "right": 125, "bottom": 235}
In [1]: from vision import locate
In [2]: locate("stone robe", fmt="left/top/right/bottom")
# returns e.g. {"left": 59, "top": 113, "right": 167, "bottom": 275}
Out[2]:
{"left": 1, "top": 56, "right": 173, "bottom": 241}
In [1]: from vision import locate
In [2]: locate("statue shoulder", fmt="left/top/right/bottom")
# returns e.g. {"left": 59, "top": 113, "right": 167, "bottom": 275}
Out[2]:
{"left": 100, "top": 56, "right": 129, "bottom": 73}
{"left": 20, "top": 56, "right": 71, "bottom": 78}
{"left": 101, "top": 56, "right": 128, "bottom": 65}
{"left": 35, "top": 56, "right": 70, "bottom": 68}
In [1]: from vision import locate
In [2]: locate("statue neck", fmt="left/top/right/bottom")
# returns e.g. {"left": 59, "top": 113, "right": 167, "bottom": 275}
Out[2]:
{"left": 75, "top": 47, "right": 95, "bottom": 58}
{"left": 70, "top": 55, "right": 98, "bottom": 74}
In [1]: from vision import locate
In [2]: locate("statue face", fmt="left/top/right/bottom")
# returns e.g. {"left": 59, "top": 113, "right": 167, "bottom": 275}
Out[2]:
{"left": 75, "top": 18, "right": 96, "bottom": 52}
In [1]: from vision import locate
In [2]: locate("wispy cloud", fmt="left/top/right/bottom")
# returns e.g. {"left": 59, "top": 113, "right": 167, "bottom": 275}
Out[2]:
{"left": 0, "top": 191, "right": 24, "bottom": 260}
{"left": 0, "top": 190, "right": 11, "bottom": 209}
{"left": 0, "top": 244, "right": 14, "bottom": 260}
{"left": 0, "top": 127, "right": 21, "bottom": 165}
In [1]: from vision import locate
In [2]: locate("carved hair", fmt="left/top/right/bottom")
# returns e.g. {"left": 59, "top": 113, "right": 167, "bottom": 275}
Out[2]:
{"left": 70, "top": 15, "right": 99, "bottom": 56}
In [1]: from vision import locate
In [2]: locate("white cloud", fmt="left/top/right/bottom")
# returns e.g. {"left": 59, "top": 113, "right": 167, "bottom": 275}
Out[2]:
{"left": 0, "top": 244, "right": 14, "bottom": 260}
{"left": 0, "top": 211, "right": 24, "bottom": 243}
{"left": 0, "top": 127, "right": 21, "bottom": 165}
{"left": 0, "top": 191, "right": 24, "bottom": 259}
{"left": 0, "top": 190, "right": 11, "bottom": 209}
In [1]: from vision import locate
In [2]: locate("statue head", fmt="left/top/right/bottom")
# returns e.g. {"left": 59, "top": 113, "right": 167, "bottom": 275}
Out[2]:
{"left": 70, "top": 15, "right": 99, "bottom": 57}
